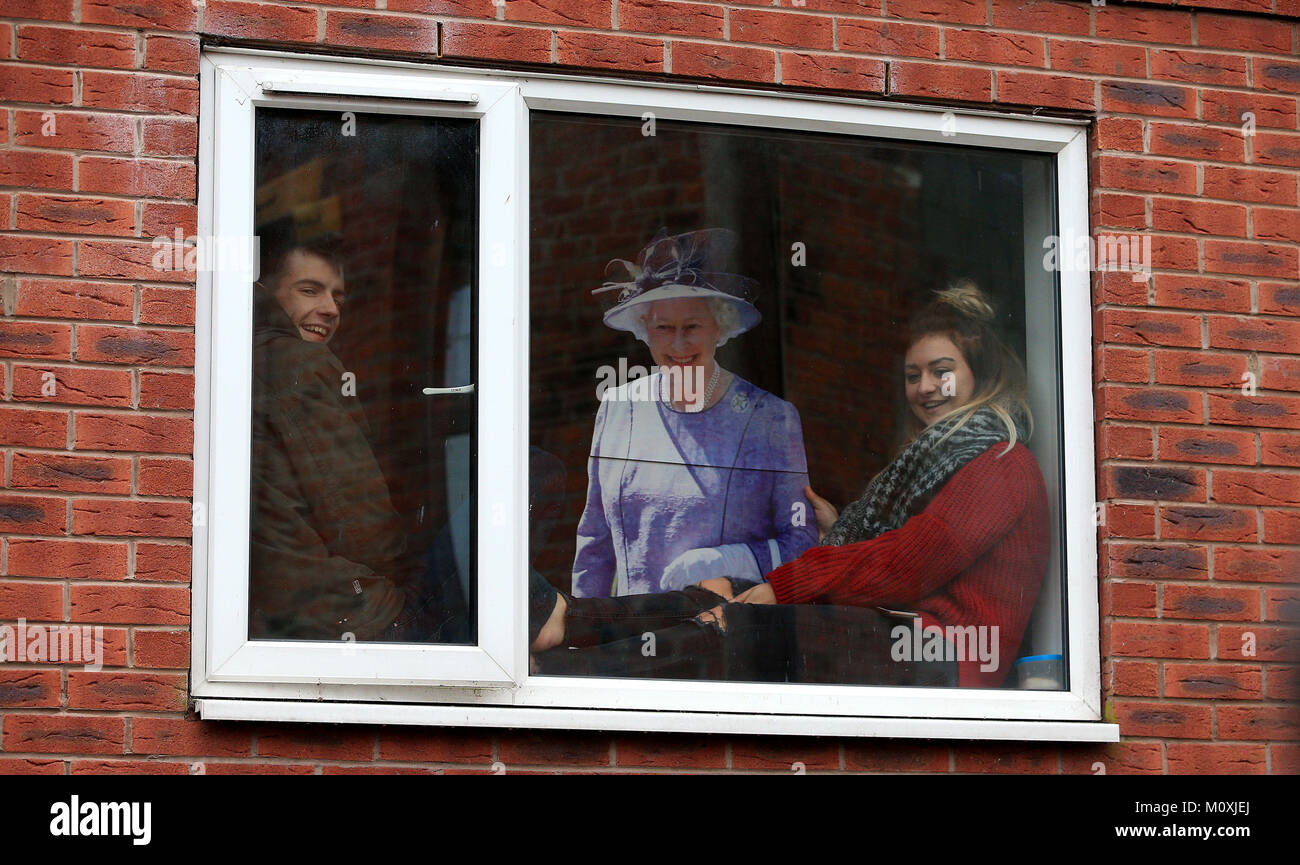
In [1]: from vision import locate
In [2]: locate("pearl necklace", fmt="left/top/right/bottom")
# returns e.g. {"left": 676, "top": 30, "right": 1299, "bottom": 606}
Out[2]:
{"left": 663, "top": 363, "right": 722, "bottom": 413}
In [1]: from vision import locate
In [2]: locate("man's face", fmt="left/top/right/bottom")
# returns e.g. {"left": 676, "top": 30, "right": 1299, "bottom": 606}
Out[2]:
{"left": 269, "top": 249, "right": 345, "bottom": 344}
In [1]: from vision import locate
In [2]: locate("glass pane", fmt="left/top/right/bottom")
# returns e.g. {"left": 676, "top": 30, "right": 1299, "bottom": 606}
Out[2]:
{"left": 528, "top": 111, "right": 1064, "bottom": 689}
{"left": 249, "top": 107, "right": 478, "bottom": 645}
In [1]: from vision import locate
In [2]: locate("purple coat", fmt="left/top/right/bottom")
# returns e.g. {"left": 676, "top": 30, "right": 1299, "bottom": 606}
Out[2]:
{"left": 572, "top": 373, "right": 818, "bottom": 597}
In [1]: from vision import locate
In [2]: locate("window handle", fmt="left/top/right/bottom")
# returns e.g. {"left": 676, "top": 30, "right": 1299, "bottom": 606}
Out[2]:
{"left": 422, "top": 384, "right": 476, "bottom": 395}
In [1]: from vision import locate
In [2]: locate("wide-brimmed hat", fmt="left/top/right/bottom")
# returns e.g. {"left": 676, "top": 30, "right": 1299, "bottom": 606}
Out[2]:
{"left": 594, "top": 228, "right": 760, "bottom": 341}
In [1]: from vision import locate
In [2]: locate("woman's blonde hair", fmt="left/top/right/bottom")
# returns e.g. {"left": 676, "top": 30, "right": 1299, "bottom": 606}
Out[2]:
{"left": 901, "top": 280, "right": 1033, "bottom": 451}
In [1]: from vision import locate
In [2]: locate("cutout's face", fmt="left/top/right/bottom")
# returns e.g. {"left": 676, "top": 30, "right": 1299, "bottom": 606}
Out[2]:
{"left": 643, "top": 298, "right": 720, "bottom": 369}
{"left": 270, "top": 249, "right": 345, "bottom": 344}
{"left": 904, "top": 333, "right": 975, "bottom": 426}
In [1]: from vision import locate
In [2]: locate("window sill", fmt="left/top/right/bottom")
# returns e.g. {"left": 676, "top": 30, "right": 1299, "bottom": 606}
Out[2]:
{"left": 195, "top": 699, "right": 1121, "bottom": 742}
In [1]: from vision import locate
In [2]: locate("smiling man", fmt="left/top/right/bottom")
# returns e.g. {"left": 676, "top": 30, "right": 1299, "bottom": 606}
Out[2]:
{"left": 248, "top": 239, "right": 430, "bottom": 642}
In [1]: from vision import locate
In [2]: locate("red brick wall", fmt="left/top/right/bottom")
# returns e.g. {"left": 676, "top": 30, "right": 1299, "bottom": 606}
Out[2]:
{"left": 1, "top": 0, "right": 1297, "bottom": 774}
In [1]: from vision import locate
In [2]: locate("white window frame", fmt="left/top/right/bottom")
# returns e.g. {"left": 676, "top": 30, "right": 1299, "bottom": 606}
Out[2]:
{"left": 193, "top": 48, "right": 1116, "bottom": 743}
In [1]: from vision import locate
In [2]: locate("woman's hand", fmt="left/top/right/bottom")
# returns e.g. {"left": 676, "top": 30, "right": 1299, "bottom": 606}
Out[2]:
{"left": 732, "top": 582, "right": 776, "bottom": 605}
{"left": 805, "top": 485, "right": 839, "bottom": 541}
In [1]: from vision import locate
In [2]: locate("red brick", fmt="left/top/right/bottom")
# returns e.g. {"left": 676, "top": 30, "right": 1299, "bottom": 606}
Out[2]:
{"left": 80, "top": 71, "right": 198, "bottom": 115}
{"left": 1274, "top": 744, "right": 1300, "bottom": 773}
{"left": 673, "top": 41, "right": 775, "bottom": 84}
{"left": 1205, "top": 166, "right": 1298, "bottom": 207}
{"left": 71, "top": 498, "right": 191, "bottom": 538}
{"left": 1106, "top": 542, "right": 1208, "bottom": 579}
{"left": 1215, "top": 547, "right": 1300, "bottom": 584}
{"left": 15, "top": 279, "right": 134, "bottom": 321}
{"left": 16, "top": 25, "right": 135, "bottom": 68}
{"left": 837, "top": 19, "right": 940, "bottom": 59}
{"left": 78, "top": 241, "right": 192, "bottom": 285}
{"left": 1212, "top": 468, "right": 1300, "bottom": 506}
{"left": 1106, "top": 464, "right": 1204, "bottom": 502}
{"left": 1097, "top": 156, "right": 1197, "bottom": 194}
{"left": 1157, "top": 427, "right": 1254, "bottom": 465}
{"left": 1267, "top": 663, "right": 1299, "bottom": 699}
{"left": 1099, "top": 386, "right": 1202, "bottom": 424}
{"left": 1218, "top": 706, "right": 1300, "bottom": 741}
{"left": 556, "top": 31, "right": 663, "bottom": 73}
{"left": 1149, "top": 234, "right": 1198, "bottom": 272}
{"left": 1197, "top": 12, "right": 1292, "bottom": 54}
{"left": 943, "top": 28, "right": 1043, "bottom": 66}
{"left": 1110, "top": 621, "right": 1210, "bottom": 659}
{"left": 69, "top": 760, "right": 191, "bottom": 774}
{"left": 1201, "top": 88, "right": 1297, "bottom": 130}
{"left": 0, "top": 149, "right": 74, "bottom": 189}
{"left": 1265, "top": 587, "right": 1300, "bottom": 622}
{"left": 324, "top": 11, "right": 438, "bottom": 53}
{"left": 504, "top": 0, "right": 611, "bottom": 28}
{"left": 0, "top": 494, "right": 66, "bottom": 536}
{"left": 1050, "top": 39, "right": 1146, "bottom": 78}
{"left": 1259, "top": 283, "right": 1300, "bottom": 317}
{"left": 144, "top": 35, "right": 199, "bottom": 74}
{"left": 11, "top": 365, "right": 132, "bottom": 408}
{"left": 1114, "top": 700, "right": 1212, "bottom": 739}
{"left": 842, "top": 740, "right": 951, "bottom": 773}
{"left": 1094, "top": 119, "right": 1144, "bottom": 154}
{"left": 1154, "top": 120, "right": 1242, "bottom": 162}
{"left": 729, "top": 736, "right": 838, "bottom": 772}
{"left": 0, "top": 0, "right": 74, "bottom": 21}
{"left": 888, "top": 61, "right": 991, "bottom": 102}
{"left": 78, "top": 157, "right": 196, "bottom": 199}
{"left": 1101, "top": 425, "right": 1154, "bottom": 460}
{"left": 1095, "top": 270, "right": 1149, "bottom": 306}
{"left": 1102, "top": 309, "right": 1201, "bottom": 348}
{"left": 14, "top": 110, "right": 134, "bottom": 153}
{"left": 780, "top": 52, "right": 885, "bottom": 92}
{"left": 953, "top": 744, "right": 1058, "bottom": 774}
{"left": 11, "top": 452, "right": 131, "bottom": 495}
{"left": 377, "top": 728, "right": 494, "bottom": 763}
{"left": 1152, "top": 198, "right": 1245, "bottom": 241}
{"left": 614, "top": 734, "right": 728, "bottom": 769}
{"left": 138, "top": 371, "right": 194, "bottom": 410}
{"left": 1099, "top": 346, "right": 1148, "bottom": 383}
{"left": 0, "top": 580, "right": 64, "bottom": 620}
{"left": 132, "top": 630, "right": 190, "bottom": 668}
{"left": 1060, "top": 742, "right": 1162, "bottom": 775}
{"left": 0, "top": 670, "right": 62, "bottom": 707}
{"left": 131, "top": 717, "right": 252, "bottom": 758}
{"left": 1109, "top": 659, "right": 1158, "bottom": 697}
{"left": 1152, "top": 349, "right": 1245, "bottom": 387}
{"left": 1102, "top": 502, "right": 1157, "bottom": 538}
{"left": 1254, "top": 131, "right": 1300, "bottom": 170}
{"left": 257, "top": 726, "right": 376, "bottom": 761}
{"left": 1100, "top": 81, "right": 1195, "bottom": 119}
{"left": 990, "top": 0, "right": 1090, "bottom": 36}
{"left": 0, "top": 406, "right": 68, "bottom": 448}
{"left": 1108, "top": 580, "right": 1156, "bottom": 617}
{"left": 0, "top": 236, "right": 74, "bottom": 277}
{"left": 15, "top": 195, "right": 134, "bottom": 237}
{"left": 2, "top": 714, "right": 125, "bottom": 755}
{"left": 0, "top": 63, "right": 75, "bottom": 104}
{"left": 7, "top": 538, "right": 127, "bottom": 580}
{"left": 1263, "top": 509, "right": 1300, "bottom": 543}
{"left": 1164, "top": 584, "right": 1259, "bottom": 621}
{"left": 0, "top": 321, "right": 72, "bottom": 360}
{"left": 67, "top": 671, "right": 186, "bottom": 711}
{"left": 731, "top": 9, "right": 832, "bottom": 50}
{"left": 1095, "top": 6, "right": 1193, "bottom": 43}
{"left": 1167, "top": 743, "right": 1267, "bottom": 774}
{"left": 137, "top": 457, "right": 192, "bottom": 498}
{"left": 997, "top": 70, "right": 1093, "bottom": 110}
{"left": 76, "top": 325, "right": 194, "bottom": 366}
{"left": 1218, "top": 624, "right": 1298, "bottom": 662}
{"left": 1150, "top": 49, "right": 1248, "bottom": 88}
{"left": 1206, "top": 241, "right": 1297, "bottom": 279}
{"left": 1152, "top": 274, "right": 1250, "bottom": 312}
{"left": 889, "top": 0, "right": 985, "bottom": 26}
{"left": 618, "top": 0, "right": 724, "bottom": 39}
{"left": 141, "top": 203, "right": 197, "bottom": 240}
{"left": 1261, "top": 431, "right": 1300, "bottom": 466}
{"left": 1254, "top": 206, "right": 1300, "bottom": 245}
{"left": 134, "top": 543, "right": 190, "bottom": 582}
{"left": 1160, "top": 504, "right": 1257, "bottom": 542}
{"left": 497, "top": 730, "right": 612, "bottom": 767}
{"left": 73, "top": 413, "right": 192, "bottom": 456}
{"left": 141, "top": 116, "right": 197, "bottom": 158}
{"left": 70, "top": 584, "right": 189, "bottom": 624}
{"left": 204, "top": 763, "right": 314, "bottom": 775}
{"left": 1211, "top": 315, "right": 1300, "bottom": 353}
{"left": 1255, "top": 58, "right": 1300, "bottom": 95}
{"left": 204, "top": 1, "right": 318, "bottom": 42}
{"left": 1208, "top": 392, "right": 1300, "bottom": 429}
{"left": 83, "top": 0, "right": 198, "bottom": 30}
{"left": 1096, "top": 191, "right": 1146, "bottom": 227}
{"left": 440, "top": 22, "right": 553, "bottom": 63}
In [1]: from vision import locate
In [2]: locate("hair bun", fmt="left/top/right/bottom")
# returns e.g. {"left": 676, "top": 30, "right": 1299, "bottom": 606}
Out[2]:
{"left": 935, "top": 279, "right": 995, "bottom": 323}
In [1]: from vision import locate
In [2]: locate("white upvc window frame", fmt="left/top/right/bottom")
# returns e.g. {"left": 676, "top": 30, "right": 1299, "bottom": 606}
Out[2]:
{"left": 193, "top": 48, "right": 1117, "bottom": 743}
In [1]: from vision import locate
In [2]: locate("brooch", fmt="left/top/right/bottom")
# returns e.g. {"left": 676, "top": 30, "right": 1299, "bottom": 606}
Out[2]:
{"left": 731, "top": 392, "right": 750, "bottom": 413}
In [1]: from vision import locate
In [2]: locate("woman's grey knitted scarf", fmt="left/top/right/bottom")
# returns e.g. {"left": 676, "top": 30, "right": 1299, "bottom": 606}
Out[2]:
{"left": 819, "top": 406, "right": 1025, "bottom": 547}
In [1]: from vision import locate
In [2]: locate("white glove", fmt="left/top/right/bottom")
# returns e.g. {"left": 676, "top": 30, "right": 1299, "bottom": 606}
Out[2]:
{"left": 661, "top": 544, "right": 761, "bottom": 591}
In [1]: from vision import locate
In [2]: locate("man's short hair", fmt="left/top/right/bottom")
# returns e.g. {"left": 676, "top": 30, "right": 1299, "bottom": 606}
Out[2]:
{"left": 257, "top": 234, "right": 346, "bottom": 291}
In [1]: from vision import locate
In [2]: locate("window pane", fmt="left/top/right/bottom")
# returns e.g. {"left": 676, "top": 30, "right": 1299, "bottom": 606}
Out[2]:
{"left": 528, "top": 111, "right": 1064, "bottom": 689}
{"left": 249, "top": 107, "right": 478, "bottom": 645}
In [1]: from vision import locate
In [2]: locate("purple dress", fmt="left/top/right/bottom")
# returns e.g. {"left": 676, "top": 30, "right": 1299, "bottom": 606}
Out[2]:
{"left": 572, "top": 372, "right": 818, "bottom": 597}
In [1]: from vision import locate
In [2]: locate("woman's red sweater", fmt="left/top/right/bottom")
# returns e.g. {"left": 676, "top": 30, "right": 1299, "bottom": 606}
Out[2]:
{"left": 765, "top": 442, "right": 1051, "bottom": 688}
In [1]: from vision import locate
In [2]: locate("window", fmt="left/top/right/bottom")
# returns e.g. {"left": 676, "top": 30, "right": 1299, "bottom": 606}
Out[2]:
{"left": 194, "top": 49, "right": 1114, "bottom": 741}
